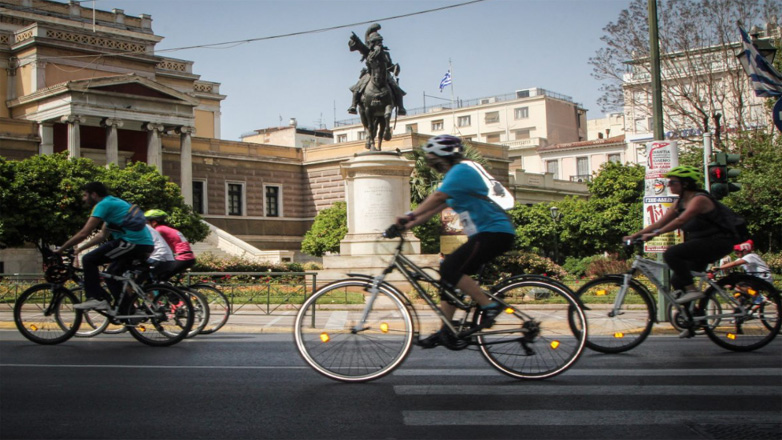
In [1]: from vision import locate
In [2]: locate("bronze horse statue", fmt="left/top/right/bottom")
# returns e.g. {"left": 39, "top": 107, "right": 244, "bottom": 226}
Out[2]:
{"left": 359, "top": 50, "right": 394, "bottom": 151}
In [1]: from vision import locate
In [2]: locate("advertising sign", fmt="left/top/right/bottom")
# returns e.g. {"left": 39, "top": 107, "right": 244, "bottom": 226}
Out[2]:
{"left": 642, "top": 196, "right": 681, "bottom": 252}
{"left": 643, "top": 141, "right": 679, "bottom": 253}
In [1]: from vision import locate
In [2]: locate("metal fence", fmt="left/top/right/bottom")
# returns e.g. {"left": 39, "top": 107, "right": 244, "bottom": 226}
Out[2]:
{"left": 0, "top": 271, "right": 319, "bottom": 316}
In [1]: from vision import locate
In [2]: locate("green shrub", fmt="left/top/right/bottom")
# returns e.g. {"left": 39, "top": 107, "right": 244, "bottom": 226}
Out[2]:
{"left": 192, "top": 254, "right": 304, "bottom": 283}
{"left": 584, "top": 255, "right": 631, "bottom": 278}
{"left": 301, "top": 261, "right": 324, "bottom": 271}
{"left": 484, "top": 251, "right": 567, "bottom": 283}
{"left": 759, "top": 251, "right": 782, "bottom": 274}
{"left": 562, "top": 255, "right": 604, "bottom": 277}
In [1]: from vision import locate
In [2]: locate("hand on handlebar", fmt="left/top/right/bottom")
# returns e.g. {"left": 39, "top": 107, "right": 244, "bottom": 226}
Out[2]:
{"left": 383, "top": 223, "right": 404, "bottom": 239}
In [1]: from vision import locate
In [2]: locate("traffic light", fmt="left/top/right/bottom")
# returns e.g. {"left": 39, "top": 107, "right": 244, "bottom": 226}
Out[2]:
{"left": 709, "top": 152, "right": 741, "bottom": 200}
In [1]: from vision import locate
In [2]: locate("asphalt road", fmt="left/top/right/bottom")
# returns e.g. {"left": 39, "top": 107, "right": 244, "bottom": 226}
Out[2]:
{"left": 1, "top": 331, "right": 780, "bottom": 440}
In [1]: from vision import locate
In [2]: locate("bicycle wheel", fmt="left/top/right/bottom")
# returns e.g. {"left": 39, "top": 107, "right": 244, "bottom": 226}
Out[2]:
{"left": 184, "top": 289, "right": 209, "bottom": 338}
{"left": 188, "top": 284, "right": 230, "bottom": 335}
{"left": 573, "top": 276, "right": 655, "bottom": 354}
{"left": 14, "top": 284, "right": 82, "bottom": 345}
{"left": 294, "top": 279, "right": 414, "bottom": 382}
{"left": 478, "top": 279, "right": 586, "bottom": 379}
{"left": 68, "top": 286, "right": 111, "bottom": 337}
{"left": 701, "top": 275, "right": 781, "bottom": 352}
{"left": 127, "top": 284, "right": 194, "bottom": 347}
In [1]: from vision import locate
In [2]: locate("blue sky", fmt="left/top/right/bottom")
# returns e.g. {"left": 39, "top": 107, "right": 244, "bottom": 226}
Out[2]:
{"left": 98, "top": 0, "right": 634, "bottom": 140}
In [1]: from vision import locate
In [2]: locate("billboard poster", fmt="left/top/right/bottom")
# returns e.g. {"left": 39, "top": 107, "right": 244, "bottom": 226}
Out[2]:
{"left": 643, "top": 141, "right": 679, "bottom": 253}
{"left": 643, "top": 196, "right": 682, "bottom": 252}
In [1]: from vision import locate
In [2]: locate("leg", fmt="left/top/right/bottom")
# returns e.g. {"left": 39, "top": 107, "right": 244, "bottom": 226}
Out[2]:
{"left": 665, "top": 238, "right": 733, "bottom": 303}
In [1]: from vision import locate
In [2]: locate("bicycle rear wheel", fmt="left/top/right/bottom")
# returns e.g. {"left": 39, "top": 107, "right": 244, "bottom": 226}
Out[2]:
{"left": 188, "top": 284, "right": 230, "bottom": 335}
{"left": 294, "top": 279, "right": 414, "bottom": 382}
{"left": 701, "top": 275, "right": 781, "bottom": 352}
{"left": 127, "top": 284, "right": 194, "bottom": 347}
{"left": 14, "top": 284, "right": 82, "bottom": 345}
{"left": 184, "top": 289, "right": 209, "bottom": 338}
{"left": 69, "top": 286, "right": 111, "bottom": 337}
{"left": 573, "top": 276, "right": 655, "bottom": 353}
{"left": 478, "top": 279, "right": 586, "bottom": 379}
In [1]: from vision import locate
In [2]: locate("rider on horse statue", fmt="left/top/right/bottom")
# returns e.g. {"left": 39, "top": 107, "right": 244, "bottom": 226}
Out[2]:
{"left": 348, "top": 23, "right": 407, "bottom": 116}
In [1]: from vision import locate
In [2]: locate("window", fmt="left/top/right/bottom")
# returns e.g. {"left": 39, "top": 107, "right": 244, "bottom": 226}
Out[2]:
{"left": 358, "top": 131, "right": 366, "bottom": 140}
{"left": 227, "top": 183, "right": 244, "bottom": 216}
{"left": 265, "top": 185, "right": 281, "bottom": 217}
{"left": 546, "top": 160, "right": 559, "bottom": 178}
{"left": 192, "top": 180, "right": 205, "bottom": 215}
{"left": 485, "top": 111, "right": 499, "bottom": 124}
{"left": 608, "top": 153, "right": 621, "bottom": 163}
{"left": 431, "top": 120, "right": 444, "bottom": 131}
{"left": 457, "top": 115, "right": 471, "bottom": 127}
{"left": 514, "top": 129, "right": 531, "bottom": 140}
{"left": 485, "top": 133, "right": 501, "bottom": 143}
{"left": 576, "top": 157, "right": 589, "bottom": 176}
{"left": 405, "top": 123, "right": 418, "bottom": 133}
{"left": 337, "top": 134, "right": 347, "bottom": 142}
{"left": 514, "top": 107, "right": 529, "bottom": 119}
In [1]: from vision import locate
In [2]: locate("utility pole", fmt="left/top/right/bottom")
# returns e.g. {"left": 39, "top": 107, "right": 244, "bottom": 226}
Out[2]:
{"left": 648, "top": 0, "right": 664, "bottom": 140}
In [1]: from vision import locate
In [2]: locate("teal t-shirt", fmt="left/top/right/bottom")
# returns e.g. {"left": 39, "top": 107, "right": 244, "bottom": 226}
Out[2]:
{"left": 438, "top": 162, "right": 516, "bottom": 237}
{"left": 90, "top": 196, "right": 153, "bottom": 245}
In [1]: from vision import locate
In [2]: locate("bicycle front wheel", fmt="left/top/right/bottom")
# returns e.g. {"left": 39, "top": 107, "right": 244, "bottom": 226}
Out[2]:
{"left": 574, "top": 276, "right": 654, "bottom": 353}
{"left": 294, "top": 279, "right": 414, "bottom": 382}
{"left": 188, "top": 284, "right": 230, "bottom": 335}
{"left": 70, "top": 286, "right": 111, "bottom": 337}
{"left": 127, "top": 284, "right": 194, "bottom": 347}
{"left": 184, "top": 289, "right": 209, "bottom": 338}
{"left": 478, "top": 279, "right": 586, "bottom": 379}
{"left": 14, "top": 284, "right": 82, "bottom": 345}
{"left": 701, "top": 275, "right": 781, "bottom": 352}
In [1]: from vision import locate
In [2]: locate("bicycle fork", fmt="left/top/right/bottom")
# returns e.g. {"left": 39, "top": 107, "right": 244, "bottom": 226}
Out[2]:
{"left": 352, "top": 274, "right": 386, "bottom": 334}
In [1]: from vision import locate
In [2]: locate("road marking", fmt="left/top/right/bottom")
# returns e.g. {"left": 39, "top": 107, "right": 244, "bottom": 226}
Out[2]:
{"left": 325, "top": 311, "right": 348, "bottom": 329}
{"left": 0, "top": 364, "right": 309, "bottom": 370}
{"left": 264, "top": 311, "right": 293, "bottom": 327}
{"left": 395, "top": 384, "right": 782, "bottom": 396}
{"left": 392, "top": 368, "right": 782, "bottom": 376}
{"left": 403, "top": 410, "right": 782, "bottom": 426}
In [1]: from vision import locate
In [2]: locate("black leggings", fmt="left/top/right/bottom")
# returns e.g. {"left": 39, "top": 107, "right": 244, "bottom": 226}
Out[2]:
{"left": 81, "top": 240, "right": 153, "bottom": 301}
{"left": 663, "top": 237, "right": 734, "bottom": 290}
{"left": 151, "top": 259, "right": 196, "bottom": 283}
{"left": 440, "top": 232, "right": 514, "bottom": 287}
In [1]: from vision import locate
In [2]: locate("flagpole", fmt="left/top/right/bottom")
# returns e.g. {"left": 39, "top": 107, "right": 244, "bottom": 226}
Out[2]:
{"left": 449, "top": 59, "right": 457, "bottom": 134}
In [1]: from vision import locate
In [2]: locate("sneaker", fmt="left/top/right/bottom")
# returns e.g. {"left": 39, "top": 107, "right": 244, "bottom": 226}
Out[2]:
{"left": 678, "top": 328, "right": 694, "bottom": 339}
{"left": 480, "top": 302, "right": 502, "bottom": 328}
{"left": 416, "top": 330, "right": 444, "bottom": 349}
{"left": 674, "top": 290, "right": 705, "bottom": 305}
{"left": 74, "top": 299, "right": 110, "bottom": 311}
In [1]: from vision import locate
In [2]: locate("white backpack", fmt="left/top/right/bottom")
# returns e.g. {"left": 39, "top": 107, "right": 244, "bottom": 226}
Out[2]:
{"left": 462, "top": 161, "right": 515, "bottom": 210}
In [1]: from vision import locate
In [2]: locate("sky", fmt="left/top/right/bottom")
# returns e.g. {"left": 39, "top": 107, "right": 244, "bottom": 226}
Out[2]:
{"left": 95, "top": 0, "right": 635, "bottom": 140}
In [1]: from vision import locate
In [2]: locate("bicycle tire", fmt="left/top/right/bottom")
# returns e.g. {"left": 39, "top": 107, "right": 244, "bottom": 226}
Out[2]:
{"left": 14, "top": 283, "right": 82, "bottom": 345}
{"left": 68, "top": 286, "right": 111, "bottom": 337}
{"left": 294, "top": 279, "right": 414, "bottom": 382}
{"left": 573, "top": 276, "right": 655, "bottom": 354}
{"left": 127, "top": 284, "right": 194, "bottom": 347}
{"left": 188, "top": 284, "right": 230, "bottom": 335}
{"left": 701, "top": 274, "right": 781, "bottom": 352}
{"left": 184, "top": 289, "right": 210, "bottom": 338}
{"left": 478, "top": 279, "right": 587, "bottom": 379}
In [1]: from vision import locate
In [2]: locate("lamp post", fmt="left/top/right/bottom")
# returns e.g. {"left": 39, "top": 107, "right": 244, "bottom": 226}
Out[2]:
{"left": 550, "top": 206, "right": 561, "bottom": 264}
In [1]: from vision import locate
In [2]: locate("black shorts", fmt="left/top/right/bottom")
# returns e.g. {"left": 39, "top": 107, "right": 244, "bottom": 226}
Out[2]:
{"left": 440, "top": 232, "right": 514, "bottom": 286}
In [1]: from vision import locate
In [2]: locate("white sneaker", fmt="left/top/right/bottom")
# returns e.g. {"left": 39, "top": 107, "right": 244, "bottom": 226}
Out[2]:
{"left": 74, "top": 299, "right": 110, "bottom": 311}
{"left": 674, "top": 290, "right": 705, "bottom": 304}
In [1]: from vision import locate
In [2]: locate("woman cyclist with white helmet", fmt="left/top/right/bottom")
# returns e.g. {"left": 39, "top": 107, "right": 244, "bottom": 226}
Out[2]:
{"left": 623, "top": 165, "right": 736, "bottom": 306}
{"left": 394, "top": 135, "right": 516, "bottom": 348}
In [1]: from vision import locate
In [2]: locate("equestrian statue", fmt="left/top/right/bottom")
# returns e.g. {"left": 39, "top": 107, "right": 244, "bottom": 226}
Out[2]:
{"left": 348, "top": 23, "right": 407, "bottom": 151}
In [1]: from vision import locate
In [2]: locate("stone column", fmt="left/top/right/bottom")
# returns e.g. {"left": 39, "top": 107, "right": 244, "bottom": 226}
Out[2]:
{"left": 38, "top": 123, "right": 54, "bottom": 155}
{"left": 144, "top": 122, "right": 165, "bottom": 170}
{"left": 338, "top": 151, "right": 420, "bottom": 256}
{"left": 61, "top": 115, "right": 83, "bottom": 158}
{"left": 177, "top": 126, "right": 195, "bottom": 205}
{"left": 101, "top": 118, "right": 123, "bottom": 166}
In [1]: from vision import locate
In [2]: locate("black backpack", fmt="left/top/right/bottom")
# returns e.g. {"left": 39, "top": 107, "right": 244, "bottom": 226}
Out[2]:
{"left": 703, "top": 193, "right": 750, "bottom": 244}
{"left": 106, "top": 204, "right": 147, "bottom": 233}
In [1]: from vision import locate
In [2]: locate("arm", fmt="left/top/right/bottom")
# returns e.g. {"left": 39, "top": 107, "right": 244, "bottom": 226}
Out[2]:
{"left": 641, "top": 196, "right": 714, "bottom": 241}
{"left": 715, "top": 258, "right": 746, "bottom": 271}
{"left": 57, "top": 216, "right": 103, "bottom": 253}
{"left": 395, "top": 190, "right": 449, "bottom": 229}
{"left": 75, "top": 223, "right": 111, "bottom": 254}
{"left": 623, "top": 203, "right": 679, "bottom": 241}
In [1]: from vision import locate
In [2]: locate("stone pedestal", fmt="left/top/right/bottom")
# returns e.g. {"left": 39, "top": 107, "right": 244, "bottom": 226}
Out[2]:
{"left": 338, "top": 151, "right": 420, "bottom": 256}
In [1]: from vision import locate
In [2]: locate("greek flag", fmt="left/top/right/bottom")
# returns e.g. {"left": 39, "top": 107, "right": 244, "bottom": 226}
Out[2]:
{"left": 439, "top": 70, "right": 452, "bottom": 92}
{"left": 738, "top": 25, "right": 782, "bottom": 98}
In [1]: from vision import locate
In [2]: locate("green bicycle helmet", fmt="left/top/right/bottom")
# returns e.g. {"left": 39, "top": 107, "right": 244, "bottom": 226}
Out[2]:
{"left": 665, "top": 165, "right": 703, "bottom": 184}
{"left": 144, "top": 209, "right": 168, "bottom": 220}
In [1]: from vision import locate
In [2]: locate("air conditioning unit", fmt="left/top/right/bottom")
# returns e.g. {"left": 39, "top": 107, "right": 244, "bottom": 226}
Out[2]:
{"left": 480, "top": 97, "right": 497, "bottom": 105}
{"left": 516, "top": 90, "right": 530, "bottom": 99}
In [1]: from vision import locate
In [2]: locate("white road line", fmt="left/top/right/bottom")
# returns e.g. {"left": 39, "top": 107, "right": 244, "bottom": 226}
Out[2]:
{"left": 392, "top": 368, "right": 782, "bottom": 376}
{"left": 324, "top": 311, "right": 348, "bottom": 329}
{"left": 403, "top": 410, "right": 782, "bottom": 426}
{"left": 264, "top": 311, "right": 293, "bottom": 327}
{"left": 394, "top": 384, "right": 782, "bottom": 396}
{"left": 0, "top": 364, "right": 309, "bottom": 370}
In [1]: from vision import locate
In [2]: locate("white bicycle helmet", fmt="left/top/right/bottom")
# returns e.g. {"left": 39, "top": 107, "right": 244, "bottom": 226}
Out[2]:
{"left": 423, "top": 135, "right": 463, "bottom": 156}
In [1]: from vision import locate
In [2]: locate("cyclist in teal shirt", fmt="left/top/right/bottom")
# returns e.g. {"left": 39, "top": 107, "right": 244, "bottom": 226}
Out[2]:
{"left": 57, "top": 182, "right": 154, "bottom": 311}
{"left": 395, "top": 135, "right": 515, "bottom": 348}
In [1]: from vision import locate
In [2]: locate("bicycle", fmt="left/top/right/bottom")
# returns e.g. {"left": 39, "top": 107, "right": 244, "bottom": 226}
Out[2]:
{"left": 293, "top": 225, "right": 588, "bottom": 383}
{"left": 169, "top": 273, "right": 231, "bottom": 335}
{"left": 573, "top": 240, "right": 781, "bottom": 354}
{"left": 14, "top": 246, "right": 195, "bottom": 347}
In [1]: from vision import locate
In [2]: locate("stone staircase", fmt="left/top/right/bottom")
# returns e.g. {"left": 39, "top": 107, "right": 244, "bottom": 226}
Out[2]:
{"left": 192, "top": 222, "right": 295, "bottom": 263}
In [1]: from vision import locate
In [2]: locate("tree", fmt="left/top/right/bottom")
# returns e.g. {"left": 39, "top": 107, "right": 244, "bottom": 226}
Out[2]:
{"left": 591, "top": 0, "right": 780, "bottom": 142}
{"left": 300, "top": 201, "right": 347, "bottom": 257}
{"left": 0, "top": 153, "right": 209, "bottom": 247}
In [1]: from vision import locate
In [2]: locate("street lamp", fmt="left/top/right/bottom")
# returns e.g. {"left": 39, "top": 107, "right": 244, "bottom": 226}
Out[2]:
{"left": 550, "top": 206, "right": 561, "bottom": 264}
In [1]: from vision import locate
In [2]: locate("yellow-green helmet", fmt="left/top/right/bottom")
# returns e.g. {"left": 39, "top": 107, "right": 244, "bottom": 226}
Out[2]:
{"left": 144, "top": 209, "right": 168, "bottom": 220}
{"left": 665, "top": 165, "right": 703, "bottom": 185}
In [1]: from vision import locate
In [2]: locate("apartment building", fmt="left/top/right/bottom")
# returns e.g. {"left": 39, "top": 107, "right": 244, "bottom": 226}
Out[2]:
{"left": 240, "top": 118, "right": 333, "bottom": 149}
{"left": 332, "top": 88, "right": 588, "bottom": 175}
